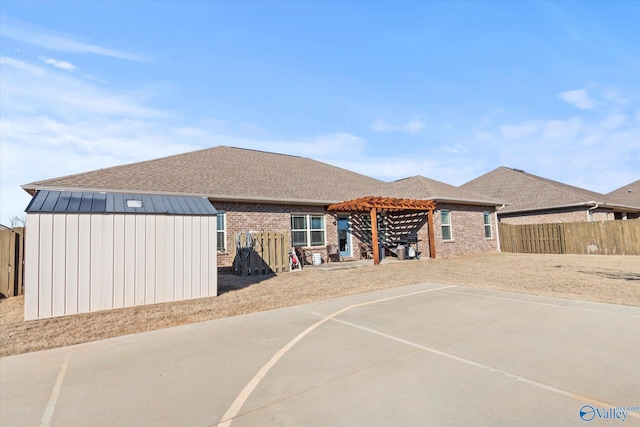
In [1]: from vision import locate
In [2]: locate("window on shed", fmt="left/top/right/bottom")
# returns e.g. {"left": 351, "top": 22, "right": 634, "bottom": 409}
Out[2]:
{"left": 291, "top": 214, "right": 325, "bottom": 247}
{"left": 217, "top": 212, "right": 226, "bottom": 251}
{"left": 483, "top": 212, "right": 492, "bottom": 238}
{"left": 441, "top": 210, "right": 452, "bottom": 241}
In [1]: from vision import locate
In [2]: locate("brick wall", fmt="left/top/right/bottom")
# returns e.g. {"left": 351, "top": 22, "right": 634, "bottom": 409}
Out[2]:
{"left": 433, "top": 204, "right": 499, "bottom": 258}
{"left": 212, "top": 201, "right": 337, "bottom": 269}
{"left": 211, "top": 201, "right": 500, "bottom": 269}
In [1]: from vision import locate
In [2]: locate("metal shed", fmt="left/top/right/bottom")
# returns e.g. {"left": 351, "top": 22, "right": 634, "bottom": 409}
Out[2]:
{"left": 24, "top": 191, "right": 218, "bottom": 320}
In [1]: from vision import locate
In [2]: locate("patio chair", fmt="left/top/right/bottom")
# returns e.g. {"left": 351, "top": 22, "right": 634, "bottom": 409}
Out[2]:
{"left": 326, "top": 244, "right": 342, "bottom": 263}
{"left": 294, "top": 246, "right": 311, "bottom": 266}
{"left": 359, "top": 242, "right": 373, "bottom": 260}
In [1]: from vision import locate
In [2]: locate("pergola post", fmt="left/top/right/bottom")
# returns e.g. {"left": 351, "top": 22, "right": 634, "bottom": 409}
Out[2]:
{"left": 326, "top": 196, "right": 436, "bottom": 266}
{"left": 427, "top": 209, "right": 436, "bottom": 258}
{"left": 370, "top": 207, "right": 380, "bottom": 265}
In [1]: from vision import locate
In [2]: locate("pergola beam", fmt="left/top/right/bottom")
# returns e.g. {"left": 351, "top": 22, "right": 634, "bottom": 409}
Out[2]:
{"left": 327, "top": 196, "right": 435, "bottom": 213}
{"left": 327, "top": 196, "right": 437, "bottom": 264}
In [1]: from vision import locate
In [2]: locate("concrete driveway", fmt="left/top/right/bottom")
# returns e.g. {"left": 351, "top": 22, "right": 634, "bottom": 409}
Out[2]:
{"left": 2, "top": 283, "right": 639, "bottom": 426}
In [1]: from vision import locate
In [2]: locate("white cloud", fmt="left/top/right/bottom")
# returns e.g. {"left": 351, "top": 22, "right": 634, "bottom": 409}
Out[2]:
{"left": 601, "top": 113, "right": 627, "bottom": 130}
{"left": 371, "top": 116, "right": 426, "bottom": 133}
{"left": 440, "top": 144, "right": 467, "bottom": 154}
{"left": 39, "top": 56, "right": 76, "bottom": 70}
{"left": 558, "top": 89, "right": 595, "bottom": 109}
{"left": 0, "top": 56, "right": 44, "bottom": 75}
{"left": 1, "top": 56, "right": 166, "bottom": 118}
{"left": 1, "top": 17, "right": 146, "bottom": 61}
{"left": 542, "top": 117, "right": 583, "bottom": 140}
{"left": 500, "top": 121, "right": 538, "bottom": 140}
{"left": 482, "top": 91, "right": 640, "bottom": 193}
{"left": 475, "top": 130, "right": 493, "bottom": 141}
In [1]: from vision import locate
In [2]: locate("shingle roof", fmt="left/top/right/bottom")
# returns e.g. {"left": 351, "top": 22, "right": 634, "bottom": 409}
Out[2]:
{"left": 26, "top": 190, "right": 217, "bottom": 215}
{"left": 387, "top": 176, "right": 503, "bottom": 206}
{"left": 607, "top": 180, "right": 640, "bottom": 207}
{"left": 22, "top": 146, "right": 503, "bottom": 207}
{"left": 461, "top": 167, "right": 640, "bottom": 213}
{"left": 23, "top": 146, "right": 387, "bottom": 205}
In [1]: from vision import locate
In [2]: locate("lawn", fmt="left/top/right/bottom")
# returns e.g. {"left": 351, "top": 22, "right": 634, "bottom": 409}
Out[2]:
{"left": 1, "top": 253, "right": 638, "bottom": 357}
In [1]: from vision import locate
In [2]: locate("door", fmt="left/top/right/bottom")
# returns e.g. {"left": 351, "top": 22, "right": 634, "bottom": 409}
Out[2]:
{"left": 337, "top": 215, "right": 351, "bottom": 258}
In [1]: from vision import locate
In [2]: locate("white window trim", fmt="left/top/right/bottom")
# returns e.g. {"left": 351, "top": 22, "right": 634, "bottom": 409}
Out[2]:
{"left": 483, "top": 211, "right": 492, "bottom": 239}
{"left": 291, "top": 213, "right": 326, "bottom": 247}
{"left": 217, "top": 211, "right": 226, "bottom": 252}
{"left": 441, "top": 209, "right": 453, "bottom": 241}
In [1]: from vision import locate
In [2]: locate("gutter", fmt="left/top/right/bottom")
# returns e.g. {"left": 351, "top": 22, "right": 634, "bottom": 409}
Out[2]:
{"left": 587, "top": 202, "right": 599, "bottom": 221}
{"left": 498, "top": 201, "right": 640, "bottom": 215}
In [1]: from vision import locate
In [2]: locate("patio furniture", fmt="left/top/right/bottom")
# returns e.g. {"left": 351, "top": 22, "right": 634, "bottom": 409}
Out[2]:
{"left": 359, "top": 242, "right": 373, "bottom": 260}
{"left": 326, "top": 244, "right": 342, "bottom": 263}
{"left": 294, "top": 246, "right": 312, "bottom": 266}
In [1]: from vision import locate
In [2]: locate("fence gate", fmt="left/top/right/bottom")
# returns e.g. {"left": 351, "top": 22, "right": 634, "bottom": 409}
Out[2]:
{"left": 499, "top": 222, "right": 565, "bottom": 254}
{"left": 0, "top": 227, "right": 25, "bottom": 298}
{"left": 233, "top": 231, "right": 288, "bottom": 276}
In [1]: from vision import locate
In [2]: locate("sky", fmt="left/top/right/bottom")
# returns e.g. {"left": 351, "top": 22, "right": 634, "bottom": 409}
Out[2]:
{"left": 1, "top": 1, "right": 639, "bottom": 224}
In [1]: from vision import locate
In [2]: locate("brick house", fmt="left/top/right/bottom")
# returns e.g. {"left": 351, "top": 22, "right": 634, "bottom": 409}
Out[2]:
{"left": 461, "top": 167, "right": 640, "bottom": 225}
{"left": 23, "top": 146, "right": 503, "bottom": 271}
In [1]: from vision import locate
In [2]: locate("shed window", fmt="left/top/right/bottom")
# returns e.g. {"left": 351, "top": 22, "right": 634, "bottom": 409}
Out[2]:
{"left": 441, "top": 210, "right": 452, "bottom": 241}
{"left": 292, "top": 214, "right": 325, "bottom": 247}
{"left": 217, "top": 212, "right": 226, "bottom": 251}
{"left": 483, "top": 212, "right": 492, "bottom": 238}
{"left": 126, "top": 199, "right": 143, "bottom": 208}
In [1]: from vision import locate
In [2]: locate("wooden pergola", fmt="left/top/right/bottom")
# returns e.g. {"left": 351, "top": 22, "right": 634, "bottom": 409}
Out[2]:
{"left": 327, "top": 196, "right": 437, "bottom": 265}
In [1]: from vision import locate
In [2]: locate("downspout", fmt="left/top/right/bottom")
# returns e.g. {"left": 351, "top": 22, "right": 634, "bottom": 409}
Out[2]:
{"left": 495, "top": 204, "right": 506, "bottom": 252}
{"left": 587, "top": 202, "right": 599, "bottom": 221}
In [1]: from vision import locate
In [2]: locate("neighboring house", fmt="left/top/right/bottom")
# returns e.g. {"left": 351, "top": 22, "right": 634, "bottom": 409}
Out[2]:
{"left": 23, "top": 146, "right": 504, "bottom": 271}
{"left": 461, "top": 167, "right": 640, "bottom": 225}
{"left": 607, "top": 180, "right": 640, "bottom": 218}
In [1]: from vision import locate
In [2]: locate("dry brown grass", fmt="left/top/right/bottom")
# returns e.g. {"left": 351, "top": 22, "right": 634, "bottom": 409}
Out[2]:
{"left": 1, "top": 253, "right": 638, "bottom": 357}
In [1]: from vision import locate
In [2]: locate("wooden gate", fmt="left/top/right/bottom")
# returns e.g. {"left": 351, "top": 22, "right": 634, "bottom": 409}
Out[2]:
{"left": 0, "top": 227, "right": 25, "bottom": 298}
{"left": 499, "top": 222, "right": 565, "bottom": 254}
{"left": 233, "top": 231, "right": 288, "bottom": 276}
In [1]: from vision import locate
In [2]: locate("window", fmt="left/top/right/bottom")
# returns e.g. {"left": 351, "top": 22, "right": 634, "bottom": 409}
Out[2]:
{"left": 291, "top": 214, "right": 325, "bottom": 247}
{"left": 217, "top": 212, "right": 226, "bottom": 251}
{"left": 483, "top": 212, "right": 492, "bottom": 238}
{"left": 441, "top": 210, "right": 452, "bottom": 241}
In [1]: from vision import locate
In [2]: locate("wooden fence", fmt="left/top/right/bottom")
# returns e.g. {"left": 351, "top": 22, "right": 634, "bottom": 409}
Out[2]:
{"left": 233, "top": 231, "right": 288, "bottom": 276}
{"left": 0, "top": 227, "right": 25, "bottom": 298}
{"left": 499, "top": 220, "right": 640, "bottom": 255}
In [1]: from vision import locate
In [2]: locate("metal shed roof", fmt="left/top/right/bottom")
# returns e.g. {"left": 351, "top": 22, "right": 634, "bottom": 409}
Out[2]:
{"left": 26, "top": 190, "right": 217, "bottom": 216}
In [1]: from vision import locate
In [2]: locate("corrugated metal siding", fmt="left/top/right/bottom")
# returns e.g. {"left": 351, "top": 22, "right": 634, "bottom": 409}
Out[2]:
{"left": 24, "top": 213, "right": 217, "bottom": 320}
{"left": 26, "top": 190, "right": 217, "bottom": 216}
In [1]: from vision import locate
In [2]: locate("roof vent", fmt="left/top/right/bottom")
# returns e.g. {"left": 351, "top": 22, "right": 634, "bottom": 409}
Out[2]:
{"left": 511, "top": 168, "right": 526, "bottom": 173}
{"left": 126, "top": 200, "right": 143, "bottom": 208}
